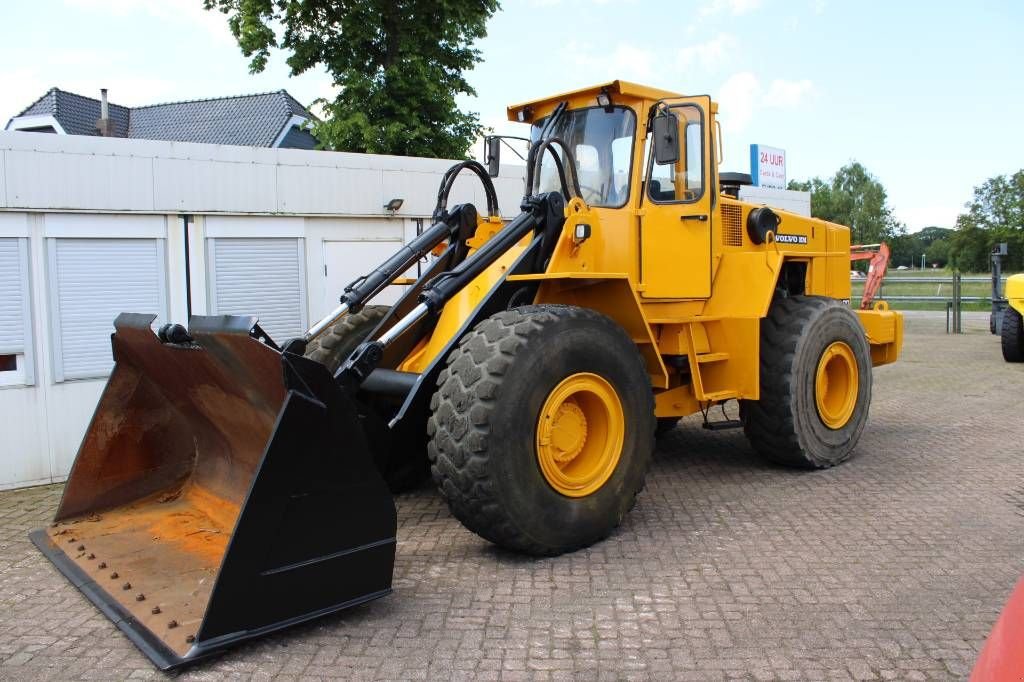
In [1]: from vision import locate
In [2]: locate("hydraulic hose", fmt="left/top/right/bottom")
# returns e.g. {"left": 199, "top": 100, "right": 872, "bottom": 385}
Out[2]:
{"left": 433, "top": 160, "right": 500, "bottom": 222}
{"left": 303, "top": 204, "right": 477, "bottom": 343}
{"left": 336, "top": 192, "right": 566, "bottom": 392}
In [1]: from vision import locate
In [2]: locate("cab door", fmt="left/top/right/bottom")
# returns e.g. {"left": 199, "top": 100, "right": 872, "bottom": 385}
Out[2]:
{"left": 640, "top": 96, "right": 713, "bottom": 299}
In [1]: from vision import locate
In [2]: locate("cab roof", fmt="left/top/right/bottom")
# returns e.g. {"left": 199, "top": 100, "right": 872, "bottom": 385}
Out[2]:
{"left": 506, "top": 80, "right": 684, "bottom": 122}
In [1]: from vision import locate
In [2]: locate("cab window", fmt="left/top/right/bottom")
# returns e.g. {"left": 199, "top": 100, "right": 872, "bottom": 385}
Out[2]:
{"left": 531, "top": 106, "right": 636, "bottom": 208}
{"left": 647, "top": 104, "right": 704, "bottom": 203}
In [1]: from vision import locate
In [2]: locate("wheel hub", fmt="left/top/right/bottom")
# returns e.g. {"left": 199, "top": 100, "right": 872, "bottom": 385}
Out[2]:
{"left": 536, "top": 373, "right": 625, "bottom": 498}
{"left": 544, "top": 402, "right": 588, "bottom": 463}
{"left": 815, "top": 341, "right": 858, "bottom": 430}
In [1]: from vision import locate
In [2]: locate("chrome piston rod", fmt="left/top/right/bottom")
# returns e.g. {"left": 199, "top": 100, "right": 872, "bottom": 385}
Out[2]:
{"left": 304, "top": 302, "right": 350, "bottom": 342}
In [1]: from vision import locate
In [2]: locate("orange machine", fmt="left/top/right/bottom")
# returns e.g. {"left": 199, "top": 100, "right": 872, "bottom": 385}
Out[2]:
{"left": 850, "top": 242, "right": 891, "bottom": 309}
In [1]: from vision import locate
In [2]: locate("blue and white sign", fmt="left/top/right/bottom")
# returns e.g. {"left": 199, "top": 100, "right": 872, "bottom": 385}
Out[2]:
{"left": 750, "top": 144, "right": 786, "bottom": 189}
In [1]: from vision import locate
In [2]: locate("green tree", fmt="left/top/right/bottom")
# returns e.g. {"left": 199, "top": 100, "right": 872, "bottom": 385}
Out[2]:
{"left": 888, "top": 226, "right": 953, "bottom": 269}
{"left": 924, "top": 238, "right": 950, "bottom": 267}
{"left": 950, "top": 170, "right": 1024, "bottom": 272}
{"left": 916, "top": 226, "right": 955, "bottom": 245}
{"left": 204, "top": 0, "right": 499, "bottom": 158}
{"left": 788, "top": 161, "right": 904, "bottom": 247}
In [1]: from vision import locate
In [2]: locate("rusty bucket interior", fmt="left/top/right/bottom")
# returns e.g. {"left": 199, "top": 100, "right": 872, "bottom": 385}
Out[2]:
{"left": 31, "top": 314, "right": 397, "bottom": 669}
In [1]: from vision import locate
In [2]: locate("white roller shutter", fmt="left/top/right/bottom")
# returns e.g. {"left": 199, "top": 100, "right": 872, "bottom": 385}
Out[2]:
{"left": 0, "top": 238, "right": 27, "bottom": 355}
{"left": 50, "top": 238, "right": 167, "bottom": 381}
{"left": 208, "top": 238, "right": 307, "bottom": 342}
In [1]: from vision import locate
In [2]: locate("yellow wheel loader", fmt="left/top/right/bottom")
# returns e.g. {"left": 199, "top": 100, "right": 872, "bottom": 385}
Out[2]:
{"left": 31, "top": 81, "right": 903, "bottom": 669}
{"left": 1002, "top": 274, "right": 1024, "bottom": 362}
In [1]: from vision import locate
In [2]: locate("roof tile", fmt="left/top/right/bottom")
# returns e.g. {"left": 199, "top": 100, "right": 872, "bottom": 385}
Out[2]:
{"left": 7, "top": 88, "right": 314, "bottom": 147}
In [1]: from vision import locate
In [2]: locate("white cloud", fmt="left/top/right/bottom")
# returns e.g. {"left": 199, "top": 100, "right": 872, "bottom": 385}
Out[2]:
{"left": 716, "top": 71, "right": 814, "bottom": 133}
{"left": 699, "top": 0, "right": 762, "bottom": 17}
{"left": 717, "top": 71, "right": 761, "bottom": 132}
{"left": 609, "top": 44, "right": 657, "bottom": 80}
{"left": 560, "top": 41, "right": 657, "bottom": 83}
{"left": 62, "top": 0, "right": 235, "bottom": 47}
{"left": 676, "top": 33, "right": 738, "bottom": 72}
{"left": 810, "top": 0, "right": 827, "bottom": 14}
{"left": 895, "top": 203, "right": 962, "bottom": 231}
{"left": 763, "top": 78, "right": 814, "bottom": 108}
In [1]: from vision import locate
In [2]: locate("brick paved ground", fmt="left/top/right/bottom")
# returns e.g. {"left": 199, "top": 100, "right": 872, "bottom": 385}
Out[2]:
{"left": 1, "top": 312, "right": 1022, "bottom": 680}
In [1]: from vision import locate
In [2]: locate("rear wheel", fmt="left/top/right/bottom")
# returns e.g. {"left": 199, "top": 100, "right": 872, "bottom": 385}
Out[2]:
{"left": 305, "top": 305, "right": 428, "bottom": 491}
{"left": 304, "top": 305, "right": 389, "bottom": 373}
{"left": 1002, "top": 308, "right": 1024, "bottom": 362}
{"left": 742, "top": 296, "right": 872, "bottom": 468}
{"left": 427, "top": 305, "right": 655, "bottom": 555}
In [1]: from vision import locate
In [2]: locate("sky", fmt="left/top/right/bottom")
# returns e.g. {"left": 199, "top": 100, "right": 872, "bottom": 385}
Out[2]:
{"left": 1, "top": 0, "right": 1022, "bottom": 232}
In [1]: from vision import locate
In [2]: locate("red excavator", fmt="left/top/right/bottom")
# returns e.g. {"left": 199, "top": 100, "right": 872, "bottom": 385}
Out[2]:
{"left": 850, "top": 243, "right": 891, "bottom": 309}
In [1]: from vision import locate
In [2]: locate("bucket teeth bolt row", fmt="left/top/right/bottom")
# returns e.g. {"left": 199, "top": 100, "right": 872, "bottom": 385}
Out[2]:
{"left": 98, "top": 562, "right": 107, "bottom": 569}
{"left": 151, "top": 606, "right": 161, "bottom": 615}
{"left": 186, "top": 635, "right": 195, "bottom": 643}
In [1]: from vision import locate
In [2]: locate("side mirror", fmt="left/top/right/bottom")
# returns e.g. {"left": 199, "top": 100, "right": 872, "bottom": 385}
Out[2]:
{"left": 486, "top": 137, "right": 501, "bottom": 177}
{"left": 652, "top": 113, "right": 679, "bottom": 165}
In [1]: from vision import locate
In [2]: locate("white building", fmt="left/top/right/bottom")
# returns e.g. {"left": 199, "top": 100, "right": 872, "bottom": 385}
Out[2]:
{"left": 0, "top": 131, "right": 808, "bottom": 491}
{"left": 0, "top": 132, "right": 525, "bottom": 490}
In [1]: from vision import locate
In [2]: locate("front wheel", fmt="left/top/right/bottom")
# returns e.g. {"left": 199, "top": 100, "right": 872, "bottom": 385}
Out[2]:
{"left": 427, "top": 305, "right": 655, "bottom": 556}
{"left": 742, "top": 296, "right": 873, "bottom": 468}
{"left": 1002, "top": 308, "right": 1024, "bottom": 362}
{"left": 304, "top": 305, "right": 389, "bottom": 373}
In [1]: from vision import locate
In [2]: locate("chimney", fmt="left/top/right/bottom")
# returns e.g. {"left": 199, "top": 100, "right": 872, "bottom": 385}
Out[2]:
{"left": 96, "top": 88, "right": 113, "bottom": 137}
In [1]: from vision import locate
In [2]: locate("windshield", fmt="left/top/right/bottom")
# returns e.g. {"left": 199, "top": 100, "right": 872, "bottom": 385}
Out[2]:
{"left": 530, "top": 106, "right": 636, "bottom": 208}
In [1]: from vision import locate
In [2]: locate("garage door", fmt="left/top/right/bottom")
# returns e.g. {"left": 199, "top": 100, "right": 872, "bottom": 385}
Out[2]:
{"left": 208, "top": 237, "right": 307, "bottom": 342}
{"left": 323, "top": 240, "right": 408, "bottom": 313}
{"left": 49, "top": 238, "right": 167, "bottom": 381}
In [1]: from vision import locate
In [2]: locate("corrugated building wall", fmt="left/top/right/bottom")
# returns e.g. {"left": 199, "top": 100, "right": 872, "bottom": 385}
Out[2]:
{"left": 0, "top": 132, "right": 526, "bottom": 489}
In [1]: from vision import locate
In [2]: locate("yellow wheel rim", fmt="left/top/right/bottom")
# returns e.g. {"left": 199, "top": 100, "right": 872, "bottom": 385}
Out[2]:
{"left": 536, "top": 372, "right": 625, "bottom": 498}
{"left": 815, "top": 341, "right": 859, "bottom": 429}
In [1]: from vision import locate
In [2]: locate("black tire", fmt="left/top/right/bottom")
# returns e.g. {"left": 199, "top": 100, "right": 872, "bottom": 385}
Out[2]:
{"left": 741, "top": 296, "right": 872, "bottom": 468}
{"left": 427, "top": 304, "right": 655, "bottom": 556}
{"left": 1002, "top": 307, "right": 1024, "bottom": 362}
{"left": 304, "top": 305, "right": 389, "bottom": 373}
{"left": 305, "top": 305, "right": 429, "bottom": 492}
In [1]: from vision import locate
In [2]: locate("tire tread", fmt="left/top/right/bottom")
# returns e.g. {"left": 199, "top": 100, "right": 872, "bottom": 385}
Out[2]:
{"left": 427, "top": 304, "right": 654, "bottom": 556}
{"left": 1002, "top": 308, "right": 1024, "bottom": 362}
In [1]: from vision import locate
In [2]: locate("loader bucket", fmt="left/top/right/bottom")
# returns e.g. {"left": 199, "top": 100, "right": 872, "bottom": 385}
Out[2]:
{"left": 30, "top": 313, "right": 397, "bottom": 670}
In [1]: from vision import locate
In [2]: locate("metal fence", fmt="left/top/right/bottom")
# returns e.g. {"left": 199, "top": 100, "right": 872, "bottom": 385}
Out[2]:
{"left": 850, "top": 274, "right": 1006, "bottom": 334}
{"left": 848, "top": 275, "right": 1006, "bottom": 303}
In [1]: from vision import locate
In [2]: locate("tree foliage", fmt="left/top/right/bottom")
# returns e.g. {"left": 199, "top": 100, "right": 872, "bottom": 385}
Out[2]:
{"left": 204, "top": 0, "right": 499, "bottom": 158}
{"left": 924, "top": 238, "right": 950, "bottom": 267}
{"left": 949, "top": 170, "right": 1024, "bottom": 272}
{"left": 888, "top": 226, "right": 954, "bottom": 268}
{"left": 788, "top": 161, "right": 904, "bottom": 247}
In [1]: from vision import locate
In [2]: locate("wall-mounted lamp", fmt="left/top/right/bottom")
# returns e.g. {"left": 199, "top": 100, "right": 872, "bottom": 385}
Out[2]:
{"left": 384, "top": 198, "right": 404, "bottom": 213}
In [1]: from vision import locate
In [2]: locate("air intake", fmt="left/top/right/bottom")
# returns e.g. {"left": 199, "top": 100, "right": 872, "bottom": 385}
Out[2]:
{"left": 722, "top": 204, "right": 743, "bottom": 246}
